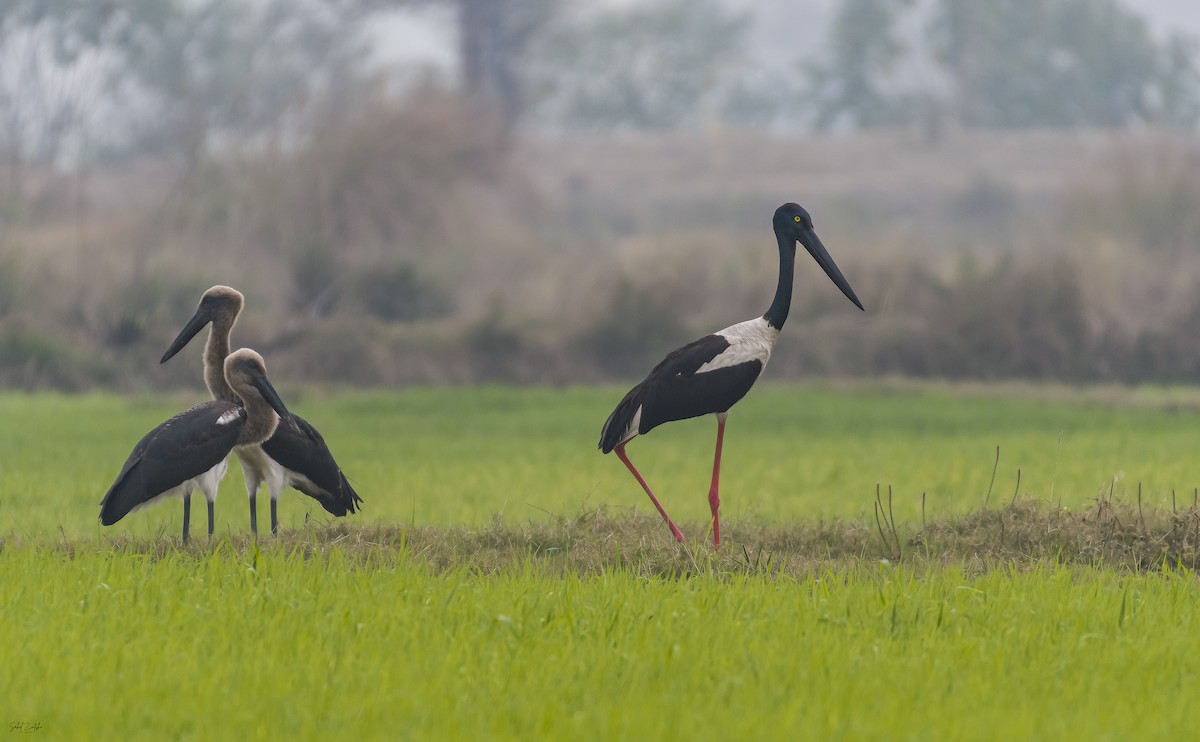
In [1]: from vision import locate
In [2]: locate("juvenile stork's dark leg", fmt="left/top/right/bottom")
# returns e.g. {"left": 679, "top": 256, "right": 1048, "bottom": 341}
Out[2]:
{"left": 616, "top": 444, "right": 685, "bottom": 543}
{"left": 270, "top": 498, "right": 278, "bottom": 535}
{"left": 182, "top": 494, "right": 191, "bottom": 544}
{"left": 207, "top": 500, "right": 215, "bottom": 539}
{"left": 707, "top": 413, "right": 728, "bottom": 549}
{"left": 249, "top": 492, "right": 258, "bottom": 535}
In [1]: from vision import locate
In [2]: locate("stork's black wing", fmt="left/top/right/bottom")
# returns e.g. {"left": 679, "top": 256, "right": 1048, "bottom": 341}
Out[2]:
{"left": 99, "top": 401, "right": 244, "bottom": 525}
{"left": 261, "top": 414, "right": 362, "bottom": 516}
{"left": 600, "top": 334, "right": 761, "bottom": 452}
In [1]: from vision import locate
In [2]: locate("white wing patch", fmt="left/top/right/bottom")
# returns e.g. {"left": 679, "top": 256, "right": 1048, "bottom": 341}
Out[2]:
{"left": 696, "top": 317, "right": 779, "bottom": 374}
{"left": 216, "top": 408, "right": 242, "bottom": 426}
{"left": 626, "top": 405, "right": 643, "bottom": 440}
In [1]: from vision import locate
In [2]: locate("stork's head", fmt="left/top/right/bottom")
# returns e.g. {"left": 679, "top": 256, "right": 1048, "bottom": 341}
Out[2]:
{"left": 160, "top": 285, "right": 245, "bottom": 364}
{"left": 224, "top": 348, "right": 289, "bottom": 421}
{"left": 773, "top": 203, "right": 863, "bottom": 311}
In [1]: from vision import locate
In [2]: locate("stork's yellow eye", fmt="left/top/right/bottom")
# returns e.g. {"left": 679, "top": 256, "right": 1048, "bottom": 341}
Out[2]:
{"left": 793, "top": 216, "right": 802, "bottom": 222}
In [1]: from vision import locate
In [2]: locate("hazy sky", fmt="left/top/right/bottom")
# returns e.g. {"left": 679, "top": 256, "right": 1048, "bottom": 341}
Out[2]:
{"left": 1137, "top": 0, "right": 1200, "bottom": 35}
{"left": 373, "top": 0, "right": 1200, "bottom": 74}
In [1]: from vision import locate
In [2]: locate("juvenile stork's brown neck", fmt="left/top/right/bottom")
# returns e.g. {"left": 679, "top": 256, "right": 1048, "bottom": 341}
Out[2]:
{"left": 224, "top": 348, "right": 288, "bottom": 446}
{"left": 236, "top": 389, "right": 282, "bottom": 446}
{"left": 204, "top": 315, "right": 237, "bottom": 404}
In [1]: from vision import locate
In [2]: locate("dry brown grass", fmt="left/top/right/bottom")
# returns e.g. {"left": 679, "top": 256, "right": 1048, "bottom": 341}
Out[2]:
{"left": 30, "top": 499, "right": 1200, "bottom": 578}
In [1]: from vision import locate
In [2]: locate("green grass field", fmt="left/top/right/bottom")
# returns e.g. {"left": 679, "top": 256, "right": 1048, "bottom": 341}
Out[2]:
{"left": 5, "top": 547, "right": 1200, "bottom": 740}
{"left": 5, "top": 382, "right": 1200, "bottom": 539}
{"left": 4, "top": 383, "right": 1200, "bottom": 739}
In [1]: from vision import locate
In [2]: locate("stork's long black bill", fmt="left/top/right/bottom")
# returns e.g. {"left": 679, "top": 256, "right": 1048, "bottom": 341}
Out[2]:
{"left": 160, "top": 309, "right": 210, "bottom": 364}
{"left": 253, "top": 374, "right": 291, "bottom": 421}
{"left": 800, "top": 229, "right": 864, "bottom": 311}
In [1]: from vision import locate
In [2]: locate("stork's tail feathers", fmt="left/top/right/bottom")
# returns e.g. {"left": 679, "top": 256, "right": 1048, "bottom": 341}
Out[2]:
{"left": 99, "top": 466, "right": 145, "bottom": 525}
{"left": 599, "top": 383, "right": 645, "bottom": 454}
{"left": 331, "top": 473, "right": 363, "bottom": 516}
{"left": 303, "top": 472, "right": 363, "bottom": 517}
{"left": 99, "top": 491, "right": 135, "bottom": 526}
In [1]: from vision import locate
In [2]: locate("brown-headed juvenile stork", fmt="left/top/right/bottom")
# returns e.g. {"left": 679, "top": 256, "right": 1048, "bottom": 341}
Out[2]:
{"left": 599, "top": 203, "right": 863, "bottom": 548}
{"left": 160, "top": 286, "right": 362, "bottom": 535}
{"left": 100, "top": 349, "right": 291, "bottom": 540}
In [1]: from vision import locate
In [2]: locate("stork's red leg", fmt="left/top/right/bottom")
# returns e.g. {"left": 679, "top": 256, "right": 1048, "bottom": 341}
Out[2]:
{"left": 616, "top": 444, "right": 685, "bottom": 543}
{"left": 708, "top": 414, "right": 727, "bottom": 549}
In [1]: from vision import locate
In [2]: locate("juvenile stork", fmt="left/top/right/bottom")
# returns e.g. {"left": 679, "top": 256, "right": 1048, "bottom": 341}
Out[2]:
{"left": 160, "top": 286, "right": 362, "bottom": 535}
{"left": 100, "top": 349, "right": 291, "bottom": 539}
{"left": 599, "top": 203, "right": 863, "bottom": 548}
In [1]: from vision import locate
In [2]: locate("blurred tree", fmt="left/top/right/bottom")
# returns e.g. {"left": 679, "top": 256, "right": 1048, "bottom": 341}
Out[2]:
{"left": 458, "top": 0, "right": 518, "bottom": 131}
{"left": 0, "top": 1, "right": 115, "bottom": 211}
{"left": 524, "top": 0, "right": 748, "bottom": 129}
{"left": 804, "top": 0, "right": 915, "bottom": 130}
{"left": 929, "top": 0, "right": 1200, "bottom": 128}
{"left": 0, "top": 0, "right": 370, "bottom": 170}
{"left": 457, "top": 0, "right": 558, "bottom": 138}
{"left": 1156, "top": 34, "right": 1200, "bottom": 127}
{"left": 367, "top": 0, "right": 558, "bottom": 139}
{"left": 106, "top": 0, "right": 369, "bottom": 164}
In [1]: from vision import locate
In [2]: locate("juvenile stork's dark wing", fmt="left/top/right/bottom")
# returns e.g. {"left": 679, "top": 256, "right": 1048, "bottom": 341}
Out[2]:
{"left": 99, "top": 402, "right": 245, "bottom": 525}
{"left": 260, "top": 414, "right": 362, "bottom": 516}
{"left": 600, "top": 334, "right": 762, "bottom": 453}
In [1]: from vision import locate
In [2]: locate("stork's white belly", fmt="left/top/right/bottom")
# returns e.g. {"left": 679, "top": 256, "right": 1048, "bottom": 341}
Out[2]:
{"left": 236, "top": 443, "right": 320, "bottom": 500}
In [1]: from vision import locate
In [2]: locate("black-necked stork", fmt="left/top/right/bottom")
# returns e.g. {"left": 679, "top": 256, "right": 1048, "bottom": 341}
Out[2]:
{"left": 160, "top": 286, "right": 362, "bottom": 535}
{"left": 598, "top": 203, "right": 863, "bottom": 548}
{"left": 99, "top": 349, "right": 291, "bottom": 540}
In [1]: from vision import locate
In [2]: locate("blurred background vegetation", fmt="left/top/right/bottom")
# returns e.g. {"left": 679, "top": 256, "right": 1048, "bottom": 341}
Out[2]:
{"left": 1, "top": 0, "right": 1199, "bottom": 390}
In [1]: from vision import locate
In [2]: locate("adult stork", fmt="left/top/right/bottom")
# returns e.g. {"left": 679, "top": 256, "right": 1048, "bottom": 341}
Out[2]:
{"left": 100, "top": 349, "right": 291, "bottom": 540}
{"left": 160, "top": 286, "right": 362, "bottom": 535}
{"left": 598, "top": 203, "right": 863, "bottom": 548}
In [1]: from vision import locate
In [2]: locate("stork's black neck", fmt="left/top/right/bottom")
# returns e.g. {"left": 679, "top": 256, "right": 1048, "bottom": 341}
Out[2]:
{"left": 762, "top": 233, "right": 795, "bottom": 330}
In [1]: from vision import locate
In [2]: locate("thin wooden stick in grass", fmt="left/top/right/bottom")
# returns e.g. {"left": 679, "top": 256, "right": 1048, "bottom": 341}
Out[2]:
{"left": 873, "top": 500, "right": 891, "bottom": 560}
{"left": 1010, "top": 468, "right": 1022, "bottom": 507}
{"left": 919, "top": 491, "right": 929, "bottom": 557}
{"left": 1099, "top": 477, "right": 1116, "bottom": 519}
{"left": 888, "top": 485, "right": 901, "bottom": 560}
{"left": 984, "top": 445, "right": 1000, "bottom": 508}
{"left": 872, "top": 484, "right": 902, "bottom": 561}
{"left": 1138, "top": 482, "right": 1146, "bottom": 532}
{"left": 873, "top": 484, "right": 894, "bottom": 560}
{"left": 873, "top": 484, "right": 887, "bottom": 551}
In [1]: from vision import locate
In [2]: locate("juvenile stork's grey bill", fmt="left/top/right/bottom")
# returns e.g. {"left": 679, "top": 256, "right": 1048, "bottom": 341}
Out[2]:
{"left": 252, "top": 373, "right": 290, "bottom": 422}
{"left": 160, "top": 308, "right": 211, "bottom": 364}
